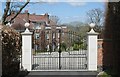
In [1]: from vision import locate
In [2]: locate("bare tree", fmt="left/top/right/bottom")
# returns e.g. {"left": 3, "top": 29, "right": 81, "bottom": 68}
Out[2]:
{"left": 2, "top": 0, "right": 30, "bottom": 25}
{"left": 86, "top": 8, "right": 105, "bottom": 32}
{"left": 86, "top": 8, "right": 104, "bottom": 26}
{"left": 50, "top": 15, "right": 60, "bottom": 25}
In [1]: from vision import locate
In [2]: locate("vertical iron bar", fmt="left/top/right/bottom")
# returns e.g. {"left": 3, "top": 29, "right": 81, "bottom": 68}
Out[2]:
{"left": 69, "top": 31, "right": 70, "bottom": 50}
{"left": 59, "top": 51, "right": 61, "bottom": 69}
{"left": 52, "top": 31, "right": 53, "bottom": 52}
{"left": 71, "top": 31, "right": 72, "bottom": 47}
{"left": 58, "top": 29, "right": 61, "bottom": 69}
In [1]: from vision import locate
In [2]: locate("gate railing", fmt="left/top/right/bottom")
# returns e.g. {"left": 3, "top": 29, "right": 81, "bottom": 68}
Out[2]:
{"left": 32, "top": 55, "right": 87, "bottom": 70}
{"left": 32, "top": 25, "right": 88, "bottom": 70}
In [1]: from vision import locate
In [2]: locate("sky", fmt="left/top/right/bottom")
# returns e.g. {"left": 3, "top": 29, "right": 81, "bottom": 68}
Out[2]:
{"left": 0, "top": 0, "right": 106, "bottom": 24}
{"left": 23, "top": 2, "right": 105, "bottom": 24}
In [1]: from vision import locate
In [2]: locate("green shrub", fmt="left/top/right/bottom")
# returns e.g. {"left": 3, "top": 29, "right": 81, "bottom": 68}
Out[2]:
{"left": 61, "top": 42, "right": 67, "bottom": 51}
{"left": 97, "top": 71, "right": 112, "bottom": 77}
{"left": 72, "top": 42, "right": 87, "bottom": 50}
{"left": 73, "top": 44, "right": 79, "bottom": 50}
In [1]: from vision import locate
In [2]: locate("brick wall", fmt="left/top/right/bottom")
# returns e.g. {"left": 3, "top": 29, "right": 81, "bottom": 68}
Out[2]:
{"left": 97, "top": 39, "right": 103, "bottom": 67}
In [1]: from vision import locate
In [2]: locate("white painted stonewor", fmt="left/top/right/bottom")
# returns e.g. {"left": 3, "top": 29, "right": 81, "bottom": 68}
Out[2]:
{"left": 21, "top": 23, "right": 32, "bottom": 71}
{"left": 87, "top": 23, "right": 99, "bottom": 71}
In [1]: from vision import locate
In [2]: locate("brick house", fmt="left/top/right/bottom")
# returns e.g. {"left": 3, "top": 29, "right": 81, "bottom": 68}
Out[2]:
{"left": 6, "top": 10, "right": 67, "bottom": 52}
{"left": 6, "top": 10, "right": 50, "bottom": 31}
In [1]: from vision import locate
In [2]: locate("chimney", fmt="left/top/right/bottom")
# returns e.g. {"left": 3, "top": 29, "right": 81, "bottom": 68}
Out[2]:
{"left": 11, "top": 11, "right": 15, "bottom": 15}
{"left": 24, "top": 10, "right": 29, "bottom": 22}
{"left": 45, "top": 13, "right": 48, "bottom": 16}
{"left": 25, "top": 10, "right": 28, "bottom": 13}
{"left": 44, "top": 13, "right": 49, "bottom": 25}
{"left": 33, "top": 13, "right": 36, "bottom": 15}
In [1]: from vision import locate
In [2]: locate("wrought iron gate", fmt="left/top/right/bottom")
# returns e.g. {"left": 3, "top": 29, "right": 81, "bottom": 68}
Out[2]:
{"left": 32, "top": 27, "right": 88, "bottom": 70}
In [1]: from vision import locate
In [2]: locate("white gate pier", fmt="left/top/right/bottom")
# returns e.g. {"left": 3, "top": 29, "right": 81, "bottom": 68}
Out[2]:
{"left": 21, "top": 23, "right": 33, "bottom": 71}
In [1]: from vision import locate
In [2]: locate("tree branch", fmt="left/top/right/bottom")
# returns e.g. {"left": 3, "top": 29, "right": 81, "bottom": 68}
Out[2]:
{"left": 9, "top": 0, "right": 30, "bottom": 23}
{"left": 2, "top": 0, "right": 11, "bottom": 25}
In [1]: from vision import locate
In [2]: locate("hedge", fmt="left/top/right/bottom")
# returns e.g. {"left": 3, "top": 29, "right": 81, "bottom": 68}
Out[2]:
{"left": 2, "top": 26, "right": 21, "bottom": 77}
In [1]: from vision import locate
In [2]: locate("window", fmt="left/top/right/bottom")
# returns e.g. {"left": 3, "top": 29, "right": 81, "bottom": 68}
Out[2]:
{"left": 62, "top": 32, "right": 64, "bottom": 35}
{"left": 53, "top": 33, "right": 55, "bottom": 39}
{"left": 35, "top": 33, "right": 40, "bottom": 39}
{"left": 98, "top": 44, "right": 102, "bottom": 49}
{"left": 46, "top": 34, "right": 49, "bottom": 40}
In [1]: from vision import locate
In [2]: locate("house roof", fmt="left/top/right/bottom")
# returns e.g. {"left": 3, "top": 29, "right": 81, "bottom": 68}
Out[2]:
{"left": 49, "top": 19, "right": 56, "bottom": 26}
{"left": 11, "top": 18, "right": 34, "bottom": 32}
{"left": 6, "top": 12, "right": 49, "bottom": 22}
{"left": 29, "top": 14, "right": 47, "bottom": 22}
{"left": 6, "top": 11, "right": 63, "bottom": 32}
{"left": 6, "top": 11, "right": 50, "bottom": 31}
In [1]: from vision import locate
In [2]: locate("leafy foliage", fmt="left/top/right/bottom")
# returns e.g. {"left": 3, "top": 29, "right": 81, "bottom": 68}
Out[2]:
{"left": 72, "top": 40, "right": 87, "bottom": 50}
{"left": 66, "top": 22, "right": 89, "bottom": 38}
{"left": 61, "top": 42, "right": 67, "bottom": 51}
{"left": 97, "top": 71, "right": 112, "bottom": 77}
{"left": 2, "top": 26, "right": 21, "bottom": 77}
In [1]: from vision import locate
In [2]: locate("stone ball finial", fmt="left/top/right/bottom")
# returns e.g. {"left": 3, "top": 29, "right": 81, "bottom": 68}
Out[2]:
{"left": 24, "top": 22, "right": 30, "bottom": 28}
{"left": 89, "top": 23, "right": 95, "bottom": 28}
{"left": 89, "top": 23, "right": 96, "bottom": 33}
{"left": 24, "top": 22, "right": 30, "bottom": 32}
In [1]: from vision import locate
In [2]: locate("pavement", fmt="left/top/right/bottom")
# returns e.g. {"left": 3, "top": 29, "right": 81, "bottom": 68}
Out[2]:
{"left": 25, "top": 71, "right": 98, "bottom": 77}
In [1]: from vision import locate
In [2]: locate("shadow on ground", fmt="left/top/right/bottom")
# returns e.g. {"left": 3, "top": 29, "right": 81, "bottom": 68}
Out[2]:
{"left": 18, "top": 70, "right": 29, "bottom": 77}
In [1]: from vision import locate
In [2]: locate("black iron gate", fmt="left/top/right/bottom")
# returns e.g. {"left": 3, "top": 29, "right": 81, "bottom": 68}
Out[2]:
{"left": 32, "top": 27, "right": 88, "bottom": 70}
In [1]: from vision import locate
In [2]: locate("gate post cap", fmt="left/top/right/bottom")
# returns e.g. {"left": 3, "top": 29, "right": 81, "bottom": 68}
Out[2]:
{"left": 25, "top": 22, "right": 30, "bottom": 28}
{"left": 89, "top": 23, "right": 95, "bottom": 28}
{"left": 88, "top": 23, "right": 98, "bottom": 34}
{"left": 24, "top": 22, "right": 31, "bottom": 33}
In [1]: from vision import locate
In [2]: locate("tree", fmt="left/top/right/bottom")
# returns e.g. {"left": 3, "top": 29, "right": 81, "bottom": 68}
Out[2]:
{"left": 63, "top": 22, "right": 89, "bottom": 50}
{"left": 49, "top": 15, "right": 60, "bottom": 25}
{"left": 86, "top": 8, "right": 104, "bottom": 26}
{"left": 0, "top": 0, "right": 30, "bottom": 76}
{"left": 86, "top": 8, "right": 104, "bottom": 32}
{"left": 2, "top": 0, "right": 30, "bottom": 25}
{"left": 103, "top": 2, "right": 120, "bottom": 76}
{"left": 2, "top": 26, "right": 22, "bottom": 77}
{"left": 66, "top": 22, "right": 89, "bottom": 37}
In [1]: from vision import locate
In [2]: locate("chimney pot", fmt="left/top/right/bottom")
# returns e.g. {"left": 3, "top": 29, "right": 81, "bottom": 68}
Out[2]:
{"left": 11, "top": 11, "right": 15, "bottom": 15}
{"left": 33, "top": 13, "right": 36, "bottom": 15}
{"left": 25, "top": 10, "right": 28, "bottom": 13}
{"left": 45, "top": 13, "right": 48, "bottom": 16}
